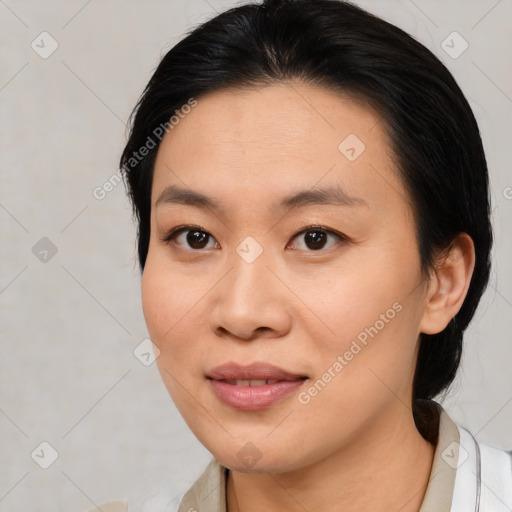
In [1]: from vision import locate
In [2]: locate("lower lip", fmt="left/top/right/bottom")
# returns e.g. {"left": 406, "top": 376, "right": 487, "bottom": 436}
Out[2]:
{"left": 208, "top": 379, "right": 307, "bottom": 410}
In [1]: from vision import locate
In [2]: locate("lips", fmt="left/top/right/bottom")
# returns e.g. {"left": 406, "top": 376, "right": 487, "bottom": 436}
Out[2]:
{"left": 206, "top": 362, "right": 308, "bottom": 410}
{"left": 206, "top": 362, "right": 308, "bottom": 382}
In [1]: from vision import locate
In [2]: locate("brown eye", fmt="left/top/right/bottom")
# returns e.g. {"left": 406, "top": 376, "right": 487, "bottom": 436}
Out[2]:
{"left": 304, "top": 230, "right": 327, "bottom": 250}
{"left": 186, "top": 230, "right": 210, "bottom": 249}
{"left": 161, "top": 226, "right": 219, "bottom": 250}
{"left": 289, "top": 226, "right": 344, "bottom": 251}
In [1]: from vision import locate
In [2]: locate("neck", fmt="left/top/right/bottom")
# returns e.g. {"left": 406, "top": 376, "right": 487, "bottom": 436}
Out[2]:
{"left": 226, "top": 404, "right": 435, "bottom": 512}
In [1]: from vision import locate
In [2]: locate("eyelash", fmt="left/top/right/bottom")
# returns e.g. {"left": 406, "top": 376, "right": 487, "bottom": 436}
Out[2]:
{"left": 159, "top": 224, "right": 346, "bottom": 252}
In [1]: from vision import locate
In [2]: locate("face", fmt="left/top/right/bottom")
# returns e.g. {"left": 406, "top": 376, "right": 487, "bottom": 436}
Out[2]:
{"left": 142, "top": 83, "right": 431, "bottom": 473}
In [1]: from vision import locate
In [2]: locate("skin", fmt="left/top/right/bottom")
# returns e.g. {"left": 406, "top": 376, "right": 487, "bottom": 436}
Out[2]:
{"left": 141, "top": 82, "right": 475, "bottom": 512}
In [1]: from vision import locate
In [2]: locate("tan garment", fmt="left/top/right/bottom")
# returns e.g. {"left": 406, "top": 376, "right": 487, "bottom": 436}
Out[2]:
{"left": 86, "top": 500, "right": 128, "bottom": 512}
{"left": 177, "top": 400, "right": 459, "bottom": 511}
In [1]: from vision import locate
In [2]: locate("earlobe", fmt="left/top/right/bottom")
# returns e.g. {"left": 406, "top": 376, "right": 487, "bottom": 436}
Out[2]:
{"left": 419, "top": 233, "right": 475, "bottom": 335}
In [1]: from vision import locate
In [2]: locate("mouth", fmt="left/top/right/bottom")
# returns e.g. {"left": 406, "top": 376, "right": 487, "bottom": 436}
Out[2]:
{"left": 206, "top": 362, "right": 309, "bottom": 410}
{"left": 214, "top": 378, "right": 295, "bottom": 386}
{"left": 206, "top": 361, "right": 309, "bottom": 382}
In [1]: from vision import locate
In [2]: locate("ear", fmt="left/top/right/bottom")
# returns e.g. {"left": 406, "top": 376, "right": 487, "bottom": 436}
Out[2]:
{"left": 419, "top": 233, "right": 476, "bottom": 335}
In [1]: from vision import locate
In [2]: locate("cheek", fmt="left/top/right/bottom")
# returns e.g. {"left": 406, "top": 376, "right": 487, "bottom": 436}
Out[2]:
{"left": 141, "top": 253, "right": 212, "bottom": 369}
{"left": 142, "top": 250, "right": 194, "bottom": 338}
{"left": 141, "top": 262, "right": 169, "bottom": 346}
{"left": 299, "top": 248, "right": 420, "bottom": 344}
{"left": 298, "top": 244, "right": 425, "bottom": 400}
{"left": 141, "top": 254, "right": 182, "bottom": 364}
{"left": 141, "top": 258, "right": 204, "bottom": 410}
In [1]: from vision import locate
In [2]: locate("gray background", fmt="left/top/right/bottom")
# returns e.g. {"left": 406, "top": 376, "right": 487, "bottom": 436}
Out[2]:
{"left": 1, "top": 0, "right": 511, "bottom": 510}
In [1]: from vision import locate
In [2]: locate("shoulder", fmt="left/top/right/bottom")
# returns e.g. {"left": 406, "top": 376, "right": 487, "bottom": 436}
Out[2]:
{"left": 76, "top": 460, "right": 223, "bottom": 512}
{"left": 177, "top": 457, "right": 228, "bottom": 512}
{"left": 452, "top": 419, "right": 512, "bottom": 511}
{"left": 418, "top": 400, "right": 512, "bottom": 511}
{"left": 84, "top": 500, "right": 128, "bottom": 512}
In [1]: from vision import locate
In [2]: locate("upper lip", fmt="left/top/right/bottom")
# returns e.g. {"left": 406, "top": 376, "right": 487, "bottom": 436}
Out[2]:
{"left": 207, "top": 362, "right": 308, "bottom": 381}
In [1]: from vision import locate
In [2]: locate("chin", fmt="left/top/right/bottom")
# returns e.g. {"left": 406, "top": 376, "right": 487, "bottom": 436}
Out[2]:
{"left": 207, "top": 440, "right": 308, "bottom": 475}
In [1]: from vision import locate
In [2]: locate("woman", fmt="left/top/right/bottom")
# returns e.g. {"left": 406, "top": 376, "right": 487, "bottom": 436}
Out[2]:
{"left": 97, "top": 0, "right": 512, "bottom": 510}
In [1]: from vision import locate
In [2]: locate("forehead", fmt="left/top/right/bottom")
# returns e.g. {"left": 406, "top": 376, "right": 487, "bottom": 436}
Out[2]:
{"left": 151, "top": 83, "right": 408, "bottom": 216}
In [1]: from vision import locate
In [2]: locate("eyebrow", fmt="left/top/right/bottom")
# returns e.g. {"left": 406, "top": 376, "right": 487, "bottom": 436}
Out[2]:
{"left": 155, "top": 184, "right": 368, "bottom": 212}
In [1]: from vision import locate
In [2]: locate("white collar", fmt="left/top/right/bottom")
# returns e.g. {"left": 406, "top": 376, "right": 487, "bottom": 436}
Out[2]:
{"left": 451, "top": 424, "right": 512, "bottom": 511}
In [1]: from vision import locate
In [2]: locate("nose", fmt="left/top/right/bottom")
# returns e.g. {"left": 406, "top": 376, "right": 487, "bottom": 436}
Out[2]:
{"left": 209, "top": 244, "right": 292, "bottom": 341}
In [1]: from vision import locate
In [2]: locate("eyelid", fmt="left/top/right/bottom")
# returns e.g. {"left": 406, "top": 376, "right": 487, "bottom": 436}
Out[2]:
{"left": 293, "top": 225, "right": 345, "bottom": 238}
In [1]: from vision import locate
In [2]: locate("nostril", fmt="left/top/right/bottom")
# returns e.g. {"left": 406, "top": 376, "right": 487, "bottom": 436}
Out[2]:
{"left": 255, "top": 326, "right": 272, "bottom": 334}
